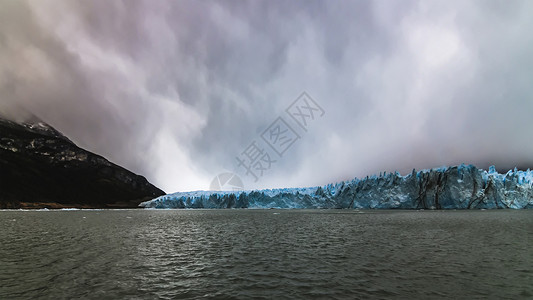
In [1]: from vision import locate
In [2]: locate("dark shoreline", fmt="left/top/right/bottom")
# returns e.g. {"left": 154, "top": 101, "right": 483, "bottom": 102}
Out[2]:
{"left": 0, "top": 199, "right": 148, "bottom": 210}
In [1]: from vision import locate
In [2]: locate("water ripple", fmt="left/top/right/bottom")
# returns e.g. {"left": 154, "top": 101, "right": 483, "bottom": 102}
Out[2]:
{"left": 0, "top": 209, "right": 532, "bottom": 299}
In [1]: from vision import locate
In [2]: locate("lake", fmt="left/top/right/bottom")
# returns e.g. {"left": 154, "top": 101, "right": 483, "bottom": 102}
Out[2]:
{"left": 1, "top": 209, "right": 531, "bottom": 299}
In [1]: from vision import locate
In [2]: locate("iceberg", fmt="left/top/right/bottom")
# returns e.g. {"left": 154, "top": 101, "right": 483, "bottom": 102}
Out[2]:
{"left": 139, "top": 165, "right": 533, "bottom": 209}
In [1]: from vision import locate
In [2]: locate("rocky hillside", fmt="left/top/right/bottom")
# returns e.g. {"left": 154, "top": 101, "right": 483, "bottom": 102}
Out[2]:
{"left": 0, "top": 117, "right": 164, "bottom": 208}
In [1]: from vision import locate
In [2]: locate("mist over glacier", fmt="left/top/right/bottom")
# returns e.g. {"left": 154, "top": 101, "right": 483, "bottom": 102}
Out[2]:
{"left": 2, "top": 1, "right": 533, "bottom": 192}
{"left": 141, "top": 165, "right": 533, "bottom": 209}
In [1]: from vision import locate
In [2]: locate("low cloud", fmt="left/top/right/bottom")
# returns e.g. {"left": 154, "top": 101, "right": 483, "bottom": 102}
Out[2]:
{"left": 1, "top": 0, "right": 532, "bottom": 192}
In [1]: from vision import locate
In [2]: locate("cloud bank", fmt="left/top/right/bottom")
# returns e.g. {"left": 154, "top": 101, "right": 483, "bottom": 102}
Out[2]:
{"left": 1, "top": 0, "right": 533, "bottom": 192}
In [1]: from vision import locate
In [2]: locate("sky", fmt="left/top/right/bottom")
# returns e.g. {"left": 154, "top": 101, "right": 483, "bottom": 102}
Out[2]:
{"left": 1, "top": 0, "right": 533, "bottom": 193}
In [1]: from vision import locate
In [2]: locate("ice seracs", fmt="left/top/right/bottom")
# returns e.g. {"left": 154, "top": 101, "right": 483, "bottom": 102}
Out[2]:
{"left": 140, "top": 165, "right": 533, "bottom": 209}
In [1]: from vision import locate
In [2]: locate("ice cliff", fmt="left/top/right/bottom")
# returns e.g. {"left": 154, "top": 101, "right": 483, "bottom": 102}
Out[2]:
{"left": 140, "top": 165, "right": 533, "bottom": 209}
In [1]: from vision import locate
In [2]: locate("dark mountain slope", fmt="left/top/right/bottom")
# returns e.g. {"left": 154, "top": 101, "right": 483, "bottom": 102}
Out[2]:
{"left": 0, "top": 117, "right": 164, "bottom": 208}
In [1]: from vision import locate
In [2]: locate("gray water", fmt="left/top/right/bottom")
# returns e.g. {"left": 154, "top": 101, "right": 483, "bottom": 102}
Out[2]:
{"left": 0, "top": 209, "right": 531, "bottom": 299}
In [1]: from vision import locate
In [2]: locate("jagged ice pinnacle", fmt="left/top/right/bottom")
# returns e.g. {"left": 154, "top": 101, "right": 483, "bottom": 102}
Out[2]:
{"left": 140, "top": 165, "right": 533, "bottom": 209}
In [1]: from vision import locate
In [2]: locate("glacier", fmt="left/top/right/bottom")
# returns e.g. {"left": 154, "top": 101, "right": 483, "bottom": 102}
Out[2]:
{"left": 139, "top": 165, "right": 533, "bottom": 209}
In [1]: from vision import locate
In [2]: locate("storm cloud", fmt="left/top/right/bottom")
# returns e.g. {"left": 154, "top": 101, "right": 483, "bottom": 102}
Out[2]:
{"left": 1, "top": 0, "right": 533, "bottom": 192}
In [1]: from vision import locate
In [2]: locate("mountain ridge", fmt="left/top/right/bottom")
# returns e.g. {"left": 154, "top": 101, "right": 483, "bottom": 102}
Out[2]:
{"left": 0, "top": 117, "right": 165, "bottom": 209}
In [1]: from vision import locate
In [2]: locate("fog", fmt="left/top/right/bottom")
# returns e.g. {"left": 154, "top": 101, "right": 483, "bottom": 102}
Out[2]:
{"left": 1, "top": 0, "right": 533, "bottom": 192}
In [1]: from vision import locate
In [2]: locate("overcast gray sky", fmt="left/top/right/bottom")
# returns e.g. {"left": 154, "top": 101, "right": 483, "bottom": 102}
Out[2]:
{"left": 1, "top": 0, "right": 533, "bottom": 192}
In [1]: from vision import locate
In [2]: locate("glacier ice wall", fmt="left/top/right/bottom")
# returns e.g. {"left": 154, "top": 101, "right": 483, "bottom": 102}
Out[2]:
{"left": 139, "top": 165, "right": 533, "bottom": 209}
